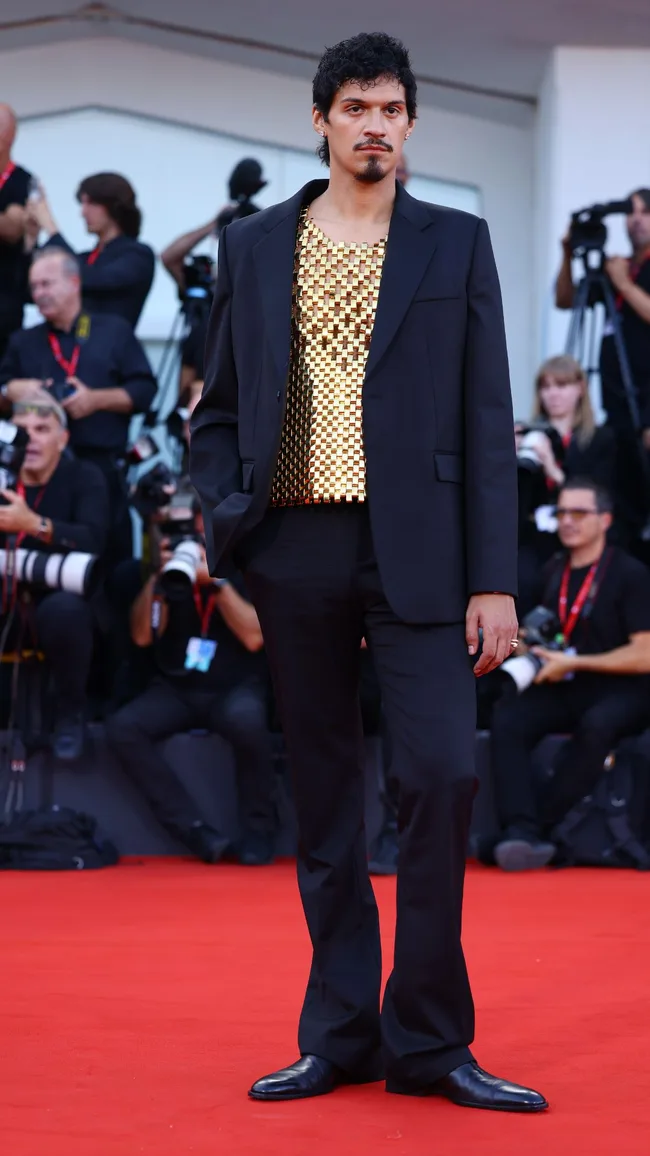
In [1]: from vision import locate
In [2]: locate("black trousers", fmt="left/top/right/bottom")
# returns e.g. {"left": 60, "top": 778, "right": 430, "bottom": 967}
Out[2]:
{"left": 106, "top": 676, "right": 275, "bottom": 838}
{"left": 5, "top": 592, "right": 93, "bottom": 713}
{"left": 239, "top": 504, "right": 477, "bottom": 1086}
{"left": 490, "top": 676, "right": 650, "bottom": 836}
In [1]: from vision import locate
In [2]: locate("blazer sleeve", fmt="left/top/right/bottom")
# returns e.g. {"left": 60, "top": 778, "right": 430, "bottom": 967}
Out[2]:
{"left": 189, "top": 226, "right": 242, "bottom": 568}
{"left": 463, "top": 218, "right": 518, "bottom": 597}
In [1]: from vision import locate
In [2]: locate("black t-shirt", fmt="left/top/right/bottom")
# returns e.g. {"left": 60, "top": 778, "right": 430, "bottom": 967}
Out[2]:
{"left": 0, "top": 163, "right": 31, "bottom": 331}
{"left": 0, "top": 454, "right": 109, "bottom": 557}
{"left": 542, "top": 546, "right": 650, "bottom": 658}
{"left": 0, "top": 314, "right": 157, "bottom": 452}
{"left": 155, "top": 574, "right": 264, "bottom": 692}
{"left": 47, "top": 232, "right": 155, "bottom": 329}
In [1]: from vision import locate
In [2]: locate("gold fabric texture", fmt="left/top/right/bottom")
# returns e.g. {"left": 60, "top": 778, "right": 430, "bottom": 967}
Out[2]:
{"left": 270, "top": 208, "right": 387, "bottom": 506}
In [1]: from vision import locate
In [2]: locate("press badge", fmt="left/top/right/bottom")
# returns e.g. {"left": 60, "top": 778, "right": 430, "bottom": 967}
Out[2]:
{"left": 185, "top": 637, "right": 217, "bottom": 672}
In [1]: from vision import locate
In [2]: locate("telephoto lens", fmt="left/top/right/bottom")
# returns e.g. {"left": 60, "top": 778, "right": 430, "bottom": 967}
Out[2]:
{"left": 158, "top": 539, "right": 202, "bottom": 599}
{"left": 0, "top": 548, "right": 99, "bottom": 595}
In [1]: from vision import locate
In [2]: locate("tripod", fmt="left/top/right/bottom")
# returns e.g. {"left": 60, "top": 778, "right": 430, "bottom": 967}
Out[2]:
{"left": 565, "top": 251, "right": 650, "bottom": 532}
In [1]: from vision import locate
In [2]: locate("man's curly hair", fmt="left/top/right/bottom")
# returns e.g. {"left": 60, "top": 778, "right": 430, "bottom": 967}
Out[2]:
{"left": 313, "top": 32, "right": 417, "bottom": 167}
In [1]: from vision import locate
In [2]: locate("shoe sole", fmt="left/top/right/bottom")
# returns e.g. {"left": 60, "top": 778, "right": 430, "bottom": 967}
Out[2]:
{"left": 494, "top": 839, "right": 556, "bottom": 873}
{"left": 248, "top": 1085, "right": 339, "bottom": 1101}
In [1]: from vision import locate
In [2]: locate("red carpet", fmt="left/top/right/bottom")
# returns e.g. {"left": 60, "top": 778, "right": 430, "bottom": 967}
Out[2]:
{"left": 2, "top": 860, "right": 648, "bottom": 1156}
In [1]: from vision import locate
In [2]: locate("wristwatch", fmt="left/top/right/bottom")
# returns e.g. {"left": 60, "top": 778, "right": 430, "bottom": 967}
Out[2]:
{"left": 211, "top": 578, "right": 228, "bottom": 591}
{"left": 35, "top": 516, "right": 50, "bottom": 542}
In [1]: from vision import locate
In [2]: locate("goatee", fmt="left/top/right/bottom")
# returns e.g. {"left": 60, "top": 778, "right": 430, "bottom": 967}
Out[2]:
{"left": 354, "top": 155, "right": 387, "bottom": 185}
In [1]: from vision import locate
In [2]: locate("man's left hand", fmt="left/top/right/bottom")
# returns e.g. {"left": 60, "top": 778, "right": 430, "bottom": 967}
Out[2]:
{"left": 0, "top": 489, "right": 39, "bottom": 535}
{"left": 62, "top": 377, "right": 98, "bottom": 419}
{"left": 466, "top": 593, "right": 518, "bottom": 677}
{"left": 605, "top": 256, "right": 631, "bottom": 292}
{"left": 531, "top": 647, "right": 575, "bottom": 683}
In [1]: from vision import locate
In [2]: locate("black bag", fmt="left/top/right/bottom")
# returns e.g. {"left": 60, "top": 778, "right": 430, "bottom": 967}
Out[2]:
{"left": 0, "top": 806, "right": 119, "bottom": 870}
{"left": 552, "top": 741, "right": 650, "bottom": 869}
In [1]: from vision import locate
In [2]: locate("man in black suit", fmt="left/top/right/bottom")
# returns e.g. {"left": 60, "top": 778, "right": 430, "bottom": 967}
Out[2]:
{"left": 191, "top": 32, "right": 547, "bottom": 1113}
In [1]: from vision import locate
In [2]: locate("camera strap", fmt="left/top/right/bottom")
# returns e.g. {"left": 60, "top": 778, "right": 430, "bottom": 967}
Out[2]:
{"left": 558, "top": 546, "right": 612, "bottom": 645}
{"left": 86, "top": 245, "right": 103, "bottom": 266}
{"left": 47, "top": 314, "right": 92, "bottom": 378}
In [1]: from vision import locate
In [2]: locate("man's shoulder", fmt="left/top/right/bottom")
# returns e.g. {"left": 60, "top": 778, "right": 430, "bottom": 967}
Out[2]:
{"left": 88, "top": 311, "right": 133, "bottom": 340}
{"left": 9, "top": 321, "right": 47, "bottom": 348}
{"left": 609, "top": 546, "right": 650, "bottom": 586}
{"left": 62, "top": 452, "right": 108, "bottom": 491}
{"left": 408, "top": 194, "right": 482, "bottom": 237}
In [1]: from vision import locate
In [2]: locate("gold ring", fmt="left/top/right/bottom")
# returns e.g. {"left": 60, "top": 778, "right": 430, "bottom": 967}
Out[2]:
{"left": 510, "top": 639, "right": 519, "bottom": 648}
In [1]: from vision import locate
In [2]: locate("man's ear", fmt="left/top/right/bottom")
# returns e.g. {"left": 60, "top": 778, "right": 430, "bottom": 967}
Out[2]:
{"left": 59, "top": 428, "right": 70, "bottom": 452}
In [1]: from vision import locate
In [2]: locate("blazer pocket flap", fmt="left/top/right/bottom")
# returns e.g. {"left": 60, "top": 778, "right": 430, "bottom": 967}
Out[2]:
{"left": 242, "top": 460, "right": 255, "bottom": 493}
{"left": 434, "top": 452, "right": 464, "bottom": 484}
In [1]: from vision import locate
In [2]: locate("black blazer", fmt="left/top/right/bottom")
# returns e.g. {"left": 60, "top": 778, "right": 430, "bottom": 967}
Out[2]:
{"left": 190, "top": 179, "right": 517, "bottom": 624}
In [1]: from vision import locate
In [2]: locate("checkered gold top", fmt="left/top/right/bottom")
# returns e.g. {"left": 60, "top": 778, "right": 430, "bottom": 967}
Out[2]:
{"left": 270, "top": 208, "right": 387, "bottom": 506}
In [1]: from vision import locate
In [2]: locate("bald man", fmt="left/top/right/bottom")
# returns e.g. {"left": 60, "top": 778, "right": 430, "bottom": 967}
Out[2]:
{"left": 0, "top": 103, "right": 33, "bottom": 359}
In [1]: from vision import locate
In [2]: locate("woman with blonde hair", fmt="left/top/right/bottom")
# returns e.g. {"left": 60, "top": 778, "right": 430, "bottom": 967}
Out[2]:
{"left": 517, "top": 354, "right": 616, "bottom": 613}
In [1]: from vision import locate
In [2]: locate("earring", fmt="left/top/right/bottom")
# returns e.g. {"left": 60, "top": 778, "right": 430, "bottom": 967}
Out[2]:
{"left": 405, "top": 132, "right": 411, "bottom": 139}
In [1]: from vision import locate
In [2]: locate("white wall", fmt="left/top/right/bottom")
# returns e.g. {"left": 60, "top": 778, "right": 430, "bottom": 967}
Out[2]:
{"left": 2, "top": 37, "right": 534, "bottom": 408}
{"left": 535, "top": 48, "right": 650, "bottom": 384}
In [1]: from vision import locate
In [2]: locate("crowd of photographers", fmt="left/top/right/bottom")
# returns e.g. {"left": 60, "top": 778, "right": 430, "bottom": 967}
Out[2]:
{"left": 2, "top": 98, "right": 650, "bottom": 871}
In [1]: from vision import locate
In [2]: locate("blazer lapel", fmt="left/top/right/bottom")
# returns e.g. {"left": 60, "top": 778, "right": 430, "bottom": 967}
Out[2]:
{"left": 365, "top": 186, "right": 439, "bottom": 382}
{"left": 253, "top": 180, "right": 328, "bottom": 382}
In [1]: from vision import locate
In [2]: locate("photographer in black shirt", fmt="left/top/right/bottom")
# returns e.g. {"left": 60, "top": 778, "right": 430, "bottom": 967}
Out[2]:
{"left": 106, "top": 502, "right": 276, "bottom": 865}
{"left": 0, "top": 247, "right": 157, "bottom": 562}
{"left": 0, "top": 399, "right": 109, "bottom": 759}
{"left": 487, "top": 479, "right": 650, "bottom": 871}
{"left": 28, "top": 172, "right": 154, "bottom": 329}
{"left": 0, "top": 104, "right": 32, "bottom": 359}
{"left": 516, "top": 355, "right": 616, "bottom": 614}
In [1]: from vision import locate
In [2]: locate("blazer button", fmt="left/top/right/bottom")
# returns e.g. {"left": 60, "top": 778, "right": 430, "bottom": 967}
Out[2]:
{"left": 276, "top": 391, "right": 282, "bottom": 401}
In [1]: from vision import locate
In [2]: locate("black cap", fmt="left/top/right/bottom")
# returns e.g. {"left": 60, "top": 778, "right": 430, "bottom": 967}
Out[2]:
{"left": 228, "top": 158, "right": 267, "bottom": 202}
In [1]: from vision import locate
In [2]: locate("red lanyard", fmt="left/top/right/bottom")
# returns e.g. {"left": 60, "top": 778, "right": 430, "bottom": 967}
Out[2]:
{"left": 192, "top": 586, "right": 218, "bottom": 638}
{"left": 558, "top": 557, "right": 601, "bottom": 644}
{"left": 14, "top": 481, "right": 46, "bottom": 548}
{"left": 47, "top": 332, "right": 80, "bottom": 378}
{"left": 0, "top": 160, "right": 16, "bottom": 192}
{"left": 86, "top": 245, "right": 103, "bottom": 266}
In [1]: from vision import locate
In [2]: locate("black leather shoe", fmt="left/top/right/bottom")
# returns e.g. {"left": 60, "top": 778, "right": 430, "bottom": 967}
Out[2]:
{"left": 249, "top": 1055, "right": 346, "bottom": 1101}
{"left": 495, "top": 836, "right": 556, "bottom": 872}
{"left": 181, "top": 822, "right": 230, "bottom": 864}
{"left": 387, "top": 1061, "right": 548, "bottom": 1112}
{"left": 236, "top": 830, "right": 275, "bottom": 866}
{"left": 53, "top": 711, "right": 85, "bottom": 762}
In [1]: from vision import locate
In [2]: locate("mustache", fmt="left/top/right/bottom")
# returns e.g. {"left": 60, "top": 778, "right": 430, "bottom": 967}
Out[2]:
{"left": 354, "top": 140, "right": 393, "bottom": 152}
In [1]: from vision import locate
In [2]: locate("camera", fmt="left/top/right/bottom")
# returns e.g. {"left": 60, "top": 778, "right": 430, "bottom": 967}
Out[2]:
{"left": 0, "top": 419, "right": 29, "bottom": 492}
{"left": 0, "top": 547, "right": 99, "bottom": 596}
{"left": 568, "top": 198, "right": 633, "bottom": 258}
{"left": 499, "top": 606, "right": 565, "bottom": 694}
{"left": 130, "top": 461, "right": 178, "bottom": 518}
{"left": 158, "top": 539, "right": 203, "bottom": 599}
{"left": 516, "top": 420, "right": 561, "bottom": 475}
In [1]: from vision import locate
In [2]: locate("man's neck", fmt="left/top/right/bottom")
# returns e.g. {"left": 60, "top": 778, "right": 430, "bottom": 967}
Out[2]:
{"left": 0, "top": 149, "right": 11, "bottom": 172}
{"left": 21, "top": 459, "right": 58, "bottom": 488}
{"left": 48, "top": 304, "right": 80, "bottom": 333}
{"left": 569, "top": 540, "right": 606, "bottom": 569}
{"left": 632, "top": 242, "right": 650, "bottom": 265}
{"left": 95, "top": 222, "right": 121, "bottom": 247}
{"left": 312, "top": 163, "right": 397, "bottom": 226}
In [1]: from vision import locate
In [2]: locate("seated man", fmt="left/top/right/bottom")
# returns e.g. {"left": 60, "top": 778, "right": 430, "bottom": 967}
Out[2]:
{"left": 106, "top": 503, "right": 276, "bottom": 866}
{"left": 488, "top": 479, "right": 650, "bottom": 871}
{"left": 0, "top": 246, "right": 157, "bottom": 563}
{"left": 0, "top": 397, "right": 109, "bottom": 759}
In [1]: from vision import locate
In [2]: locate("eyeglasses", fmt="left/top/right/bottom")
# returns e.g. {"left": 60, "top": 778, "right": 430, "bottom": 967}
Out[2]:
{"left": 555, "top": 507, "right": 599, "bottom": 522}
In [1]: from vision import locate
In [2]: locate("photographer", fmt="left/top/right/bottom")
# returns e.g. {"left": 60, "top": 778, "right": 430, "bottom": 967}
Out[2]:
{"left": 0, "top": 247, "right": 157, "bottom": 563}
{"left": 487, "top": 479, "right": 650, "bottom": 872}
{"left": 106, "top": 502, "right": 276, "bottom": 866}
{"left": 517, "top": 355, "right": 616, "bottom": 614}
{"left": 28, "top": 173, "right": 154, "bottom": 329}
{"left": 556, "top": 190, "right": 650, "bottom": 533}
{"left": 0, "top": 104, "right": 33, "bottom": 360}
{"left": 0, "top": 399, "right": 109, "bottom": 759}
{"left": 160, "top": 159, "right": 266, "bottom": 403}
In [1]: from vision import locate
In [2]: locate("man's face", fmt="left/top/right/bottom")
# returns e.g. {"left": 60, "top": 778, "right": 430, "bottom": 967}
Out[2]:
{"left": 29, "top": 255, "right": 81, "bottom": 323}
{"left": 314, "top": 77, "right": 413, "bottom": 185}
{"left": 79, "top": 194, "right": 112, "bottom": 236}
{"left": 556, "top": 488, "right": 610, "bottom": 551}
{"left": 626, "top": 194, "right": 650, "bottom": 253}
{"left": 14, "top": 411, "right": 68, "bottom": 476}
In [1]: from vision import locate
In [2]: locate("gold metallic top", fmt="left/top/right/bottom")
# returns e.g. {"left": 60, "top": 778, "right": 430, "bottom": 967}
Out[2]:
{"left": 270, "top": 207, "right": 387, "bottom": 506}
